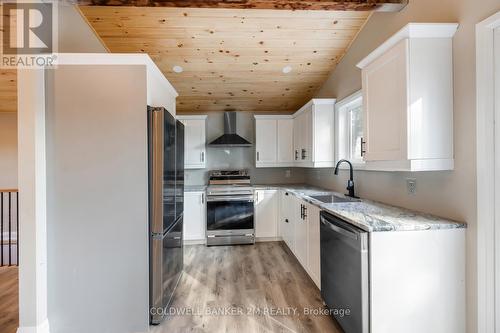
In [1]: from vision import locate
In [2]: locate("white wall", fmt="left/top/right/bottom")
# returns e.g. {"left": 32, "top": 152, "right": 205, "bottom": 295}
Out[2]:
{"left": 45, "top": 65, "right": 150, "bottom": 333}
{"left": 1, "top": 4, "right": 106, "bottom": 189}
{"left": 0, "top": 113, "right": 17, "bottom": 189}
{"left": 58, "top": 3, "right": 108, "bottom": 53}
{"left": 182, "top": 111, "right": 306, "bottom": 185}
{"left": 305, "top": 1, "right": 500, "bottom": 332}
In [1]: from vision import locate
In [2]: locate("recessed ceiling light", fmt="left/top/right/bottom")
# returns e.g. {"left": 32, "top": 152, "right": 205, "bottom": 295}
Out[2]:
{"left": 282, "top": 65, "right": 292, "bottom": 74}
{"left": 172, "top": 65, "right": 183, "bottom": 73}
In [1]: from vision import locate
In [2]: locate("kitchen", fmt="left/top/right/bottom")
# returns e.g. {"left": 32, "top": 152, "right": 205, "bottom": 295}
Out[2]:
{"left": 2, "top": 1, "right": 500, "bottom": 333}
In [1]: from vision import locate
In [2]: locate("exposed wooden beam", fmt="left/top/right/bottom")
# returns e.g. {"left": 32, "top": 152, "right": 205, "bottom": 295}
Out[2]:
{"left": 75, "top": 0, "right": 408, "bottom": 12}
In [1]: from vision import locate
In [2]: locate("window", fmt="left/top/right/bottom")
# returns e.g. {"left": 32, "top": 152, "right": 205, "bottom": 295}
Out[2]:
{"left": 335, "top": 91, "right": 364, "bottom": 165}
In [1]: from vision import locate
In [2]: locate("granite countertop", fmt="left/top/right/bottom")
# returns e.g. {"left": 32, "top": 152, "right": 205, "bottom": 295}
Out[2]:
{"left": 252, "top": 184, "right": 467, "bottom": 232}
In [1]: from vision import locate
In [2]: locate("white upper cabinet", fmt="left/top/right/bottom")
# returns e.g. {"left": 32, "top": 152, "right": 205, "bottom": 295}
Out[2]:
{"left": 255, "top": 99, "right": 335, "bottom": 168}
{"left": 254, "top": 116, "right": 294, "bottom": 167}
{"left": 255, "top": 118, "right": 278, "bottom": 165}
{"left": 357, "top": 23, "right": 458, "bottom": 171}
{"left": 277, "top": 118, "right": 294, "bottom": 164}
{"left": 177, "top": 115, "right": 207, "bottom": 169}
{"left": 293, "top": 99, "right": 336, "bottom": 168}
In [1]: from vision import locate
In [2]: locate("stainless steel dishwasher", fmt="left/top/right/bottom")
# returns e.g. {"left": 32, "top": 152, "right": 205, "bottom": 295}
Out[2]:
{"left": 320, "top": 211, "right": 369, "bottom": 333}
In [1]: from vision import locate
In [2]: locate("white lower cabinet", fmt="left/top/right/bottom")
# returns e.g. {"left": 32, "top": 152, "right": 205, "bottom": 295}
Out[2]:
{"left": 280, "top": 190, "right": 295, "bottom": 250}
{"left": 293, "top": 196, "right": 308, "bottom": 268}
{"left": 279, "top": 191, "right": 321, "bottom": 289}
{"left": 255, "top": 190, "right": 278, "bottom": 239}
{"left": 306, "top": 204, "right": 321, "bottom": 289}
{"left": 183, "top": 191, "right": 206, "bottom": 243}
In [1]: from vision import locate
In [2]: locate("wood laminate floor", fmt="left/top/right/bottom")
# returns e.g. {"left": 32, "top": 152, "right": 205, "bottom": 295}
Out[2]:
{"left": 153, "top": 242, "right": 342, "bottom": 333}
{"left": 0, "top": 267, "right": 18, "bottom": 333}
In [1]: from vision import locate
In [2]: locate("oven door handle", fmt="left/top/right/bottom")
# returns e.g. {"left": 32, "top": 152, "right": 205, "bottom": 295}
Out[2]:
{"left": 207, "top": 196, "right": 254, "bottom": 202}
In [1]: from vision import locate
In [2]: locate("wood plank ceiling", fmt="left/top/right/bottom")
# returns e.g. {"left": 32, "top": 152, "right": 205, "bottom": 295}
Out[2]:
{"left": 0, "top": 70, "right": 16, "bottom": 113}
{"left": 80, "top": 6, "right": 370, "bottom": 113}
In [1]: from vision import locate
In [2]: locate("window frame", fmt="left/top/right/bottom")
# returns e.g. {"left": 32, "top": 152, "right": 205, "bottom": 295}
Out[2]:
{"left": 335, "top": 90, "right": 365, "bottom": 169}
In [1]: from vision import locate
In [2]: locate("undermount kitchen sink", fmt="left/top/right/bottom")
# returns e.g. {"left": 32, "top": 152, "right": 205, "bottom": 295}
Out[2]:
{"left": 309, "top": 194, "right": 361, "bottom": 204}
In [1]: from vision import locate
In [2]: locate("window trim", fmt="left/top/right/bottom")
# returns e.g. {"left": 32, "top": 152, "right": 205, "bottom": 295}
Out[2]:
{"left": 335, "top": 90, "right": 365, "bottom": 169}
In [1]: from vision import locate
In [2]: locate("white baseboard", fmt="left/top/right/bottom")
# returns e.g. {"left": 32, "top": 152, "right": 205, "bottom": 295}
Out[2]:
{"left": 184, "top": 238, "right": 283, "bottom": 245}
{"left": 256, "top": 237, "right": 283, "bottom": 242}
{"left": 17, "top": 319, "right": 50, "bottom": 333}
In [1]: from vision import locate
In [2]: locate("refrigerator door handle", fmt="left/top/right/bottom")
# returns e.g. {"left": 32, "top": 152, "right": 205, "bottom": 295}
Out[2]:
{"left": 149, "top": 108, "right": 165, "bottom": 235}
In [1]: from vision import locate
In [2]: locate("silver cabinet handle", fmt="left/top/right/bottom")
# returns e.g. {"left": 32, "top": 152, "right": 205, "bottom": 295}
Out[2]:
{"left": 256, "top": 151, "right": 260, "bottom": 161}
{"left": 295, "top": 150, "right": 298, "bottom": 160}
{"left": 201, "top": 151, "right": 205, "bottom": 162}
{"left": 201, "top": 193, "right": 204, "bottom": 204}
{"left": 361, "top": 138, "right": 366, "bottom": 157}
{"left": 301, "top": 148, "right": 306, "bottom": 160}
{"left": 303, "top": 206, "right": 307, "bottom": 220}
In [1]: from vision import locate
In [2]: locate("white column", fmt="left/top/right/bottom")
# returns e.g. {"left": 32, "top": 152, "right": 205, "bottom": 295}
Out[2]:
{"left": 17, "top": 68, "right": 50, "bottom": 333}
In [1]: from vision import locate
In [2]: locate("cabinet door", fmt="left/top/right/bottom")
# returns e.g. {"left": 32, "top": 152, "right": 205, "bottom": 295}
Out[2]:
{"left": 255, "top": 119, "right": 277, "bottom": 165}
{"left": 293, "top": 198, "right": 308, "bottom": 267}
{"left": 362, "top": 39, "right": 408, "bottom": 161}
{"left": 307, "top": 204, "right": 321, "bottom": 289}
{"left": 281, "top": 191, "right": 295, "bottom": 251}
{"left": 277, "top": 119, "right": 294, "bottom": 164}
{"left": 293, "top": 116, "right": 301, "bottom": 163}
{"left": 183, "top": 119, "right": 206, "bottom": 169}
{"left": 280, "top": 191, "right": 290, "bottom": 241}
{"left": 255, "top": 190, "right": 278, "bottom": 238}
{"left": 183, "top": 192, "right": 206, "bottom": 241}
{"left": 301, "top": 110, "right": 313, "bottom": 163}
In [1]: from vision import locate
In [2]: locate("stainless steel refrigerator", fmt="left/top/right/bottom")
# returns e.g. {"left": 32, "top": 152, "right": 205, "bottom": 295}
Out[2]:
{"left": 148, "top": 106, "right": 184, "bottom": 325}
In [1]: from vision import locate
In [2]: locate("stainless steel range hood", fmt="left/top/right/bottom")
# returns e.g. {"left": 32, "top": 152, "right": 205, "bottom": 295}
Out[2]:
{"left": 208, "top": 112, "right": 252, "bottom": 147}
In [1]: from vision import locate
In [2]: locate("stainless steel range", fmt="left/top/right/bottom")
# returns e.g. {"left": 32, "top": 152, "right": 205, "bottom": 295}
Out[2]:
{"left": 206, "top": 170, "right": 255, "bottom": 246}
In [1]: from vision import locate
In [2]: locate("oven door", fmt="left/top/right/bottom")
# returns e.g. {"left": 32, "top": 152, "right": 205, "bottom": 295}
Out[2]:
{"left": 206, "top": 195, "right": 254, "bottom": 233}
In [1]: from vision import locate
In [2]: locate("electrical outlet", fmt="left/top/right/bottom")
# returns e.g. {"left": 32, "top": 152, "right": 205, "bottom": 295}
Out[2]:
{"left": 406, "top": 178, "right": 417, "bottom": 195}
{"left": 285, "top": 170, "right": 291, "bottom": 178}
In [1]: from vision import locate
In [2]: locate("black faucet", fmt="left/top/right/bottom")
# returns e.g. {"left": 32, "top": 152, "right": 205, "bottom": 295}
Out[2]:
{"left": 334, "top": 159, "right": 359, "bottom": 199}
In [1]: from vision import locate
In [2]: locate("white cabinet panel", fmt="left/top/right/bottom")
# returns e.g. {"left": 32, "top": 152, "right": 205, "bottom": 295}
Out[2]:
{"left": 255, "top": 190, "right": 278, "bottom": 238}
{"left": 255, "top": 116, "right": 294, "bottom": 167}
{"left": 255, "top": 119, "right": 277, "bottom": 165}
{"left": 178, "top": 116, "right": 207, "bottom": 169}
{"left": 183, "top": 191, "right": 206, "bottom": 242}
{"left": 370, "top": 229, "right": 465, "bottom": 333}
{"left": 277, "top": 119, "right": 294, "bottom": 164}
{"left": 280, "top": 190, "right": 295, "bottom": 251}
{"left": 362, "top": 39, "right": 408, "bottom": 162}
{"left": 293, "top": 99, "right": 336, "bottom": 168}
{"left": 293, "top": 197, "right": 308, "bottom": 267}
{"left": 307, "top": 204, "right": 321, "bottom": 289}
{"left": 357, "top": 23, "right": 457, "bottom": 171}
